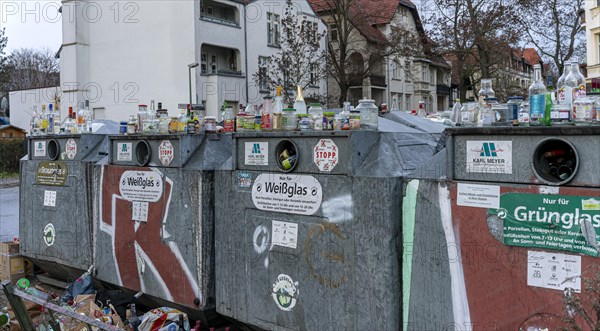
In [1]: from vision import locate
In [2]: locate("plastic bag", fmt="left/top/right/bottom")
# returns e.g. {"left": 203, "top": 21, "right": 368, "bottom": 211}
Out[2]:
{"left": 61, "top": 266, "right": 94, "bottom": 302}
{"left": 138, "top": 307, "right": 190, "bottom": 331}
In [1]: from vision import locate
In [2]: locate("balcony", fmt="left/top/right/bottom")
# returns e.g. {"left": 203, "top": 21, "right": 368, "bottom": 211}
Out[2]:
{"left": 436, "top": 84, "right": 450, "bottom": 95}
{"left": 413, "top": 82, "right": 430, "bottom": 92}
{"left": 200, "top": 1, "right": 240, "bottom": 27}
{"left": 201, "top": 44, "right": 243, "bottom": 77}
{"left": 369, "top": 75, "right": 386, "bottom": 87}
{"left": 203, "top": 69, "right": 244, "bottom": 77}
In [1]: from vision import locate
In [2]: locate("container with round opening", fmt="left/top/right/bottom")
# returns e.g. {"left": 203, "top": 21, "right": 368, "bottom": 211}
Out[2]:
{"left": 275, "top": 139, "right": 298, "bottom": 172}
{"left": 135, "top": 140, "right": 152, "bottom": 166}
{"left": 532, "top": 138, "right": 579, "bottom": 185}
{"left": 47, "top": 139, "right": 60, "bottom": 160}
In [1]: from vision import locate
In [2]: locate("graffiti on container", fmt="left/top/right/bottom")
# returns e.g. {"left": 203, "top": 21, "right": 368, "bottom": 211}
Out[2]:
{"left": 99, "top": 166, "right": 201, "bottom": 307}
{"left": 305, "top": 222, "right": 350, "bottom": 289}
{"left": 253, "top": 225, "right": 271, "bottom": 269}
{"left": 321, "top": 194, "right": 353, "bottom": 224}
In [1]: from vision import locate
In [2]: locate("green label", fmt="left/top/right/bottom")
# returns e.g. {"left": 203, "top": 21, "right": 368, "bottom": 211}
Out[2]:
{"left": 491, "top": 193, "right": 600, "bottom": 256}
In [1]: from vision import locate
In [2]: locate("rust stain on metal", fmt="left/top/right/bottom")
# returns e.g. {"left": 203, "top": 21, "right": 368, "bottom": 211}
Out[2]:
{"left": 305, "top": 222, "right": 351, "bottom": 289}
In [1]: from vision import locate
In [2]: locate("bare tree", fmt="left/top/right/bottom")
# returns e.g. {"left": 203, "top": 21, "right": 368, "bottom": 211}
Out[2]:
{"left": 516, "top": 0, "right": 585, "bottom": 76}
{"left": 253, "top": 0, "right": 326, "bottom": 103}
{"left": 425, "top": 0, "right": 522, "bottom": 100}
{"left": 4, "top": 48, "right": 60, "bottom": 92}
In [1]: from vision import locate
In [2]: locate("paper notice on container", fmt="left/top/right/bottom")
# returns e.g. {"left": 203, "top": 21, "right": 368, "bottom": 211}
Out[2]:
{"left": 34, "top": 141, "right": 46, "bottom": 157}
{"left": 43, "top": 190, "right": 57, "bottom": 207}
{"left": 117, "top": 143, "right": 133, "bottom": 161}
{"left": 119, "top": 170, "right": 163, "bottom": 202}
{"left": 466, "top": 141, "right": 513, "bottom": 174}
{"left": 252, "top": 174, "right": 322, "bottom": 215}
{"left": 272, "top": 220, "right": 298, "bottom": 249}
{"left": 132, "top": 201, "right": 149, "bottom": 222}
{"left": 457, "top": 183, "right": 500, "bottom": 209}
{"left": 527, "top": 251, "right": 581, "bottom": 292}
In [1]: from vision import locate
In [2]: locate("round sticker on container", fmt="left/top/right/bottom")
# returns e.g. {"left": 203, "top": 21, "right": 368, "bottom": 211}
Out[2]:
{"left": 159, "top": 140, "right": 174, "bottom": 166}
{"left": 272, "top": 274, "right": 299, "bottom": 311}
{"left": 43, "top": 223, "right": 55, "bottom": 246}
{"left": 65, "top": 138, "right": 77, "bottom": 160}
{"left": 314, "top": 139, "right": 338, "bottom": 172}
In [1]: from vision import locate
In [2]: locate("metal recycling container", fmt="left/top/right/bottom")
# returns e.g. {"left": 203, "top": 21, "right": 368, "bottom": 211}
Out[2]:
{"left": 214, "top": 117, "right": 445, "bottom": 330}
{"left": 19, "top": 134, "right": 108, "bottom": 279}
{"left": 93, "top": 134, "right": 231, "bottom": 316}
{"left": 402, "top": 126, "right": 600, "bottom": 330}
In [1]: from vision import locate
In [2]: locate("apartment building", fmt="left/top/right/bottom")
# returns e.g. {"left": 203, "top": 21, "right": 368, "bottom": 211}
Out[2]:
{"left": 58, "top": 0, "right": 326, "bottom": 122}
{"left": 310, "top": 0, "right": 451, "bottom": 112}
{"left": 584, "top": 0, "right": 600, "bottom": 90}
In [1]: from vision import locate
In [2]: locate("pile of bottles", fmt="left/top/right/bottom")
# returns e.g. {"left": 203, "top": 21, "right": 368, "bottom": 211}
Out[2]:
{"left": 122, "top": 85, "right": 380, "bottom": 135}
{"left": 451, "top": 61, "right": 600, "bottom": 127}
{"left": 29, "top": 100, "right": 94, "bottom": 136}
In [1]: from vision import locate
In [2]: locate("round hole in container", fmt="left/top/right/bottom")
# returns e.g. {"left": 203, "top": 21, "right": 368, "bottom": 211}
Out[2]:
{"left": 275, "top": 139, "right": 298, "bottom": 172}
{"left": 135, "top": 140, "right": 152, "bottom": 166}
{"left": 532, "top": 138, "right": 578, "bottom": 186}
{"left": 47, "top": 139, "right": 60, "bottom": 160}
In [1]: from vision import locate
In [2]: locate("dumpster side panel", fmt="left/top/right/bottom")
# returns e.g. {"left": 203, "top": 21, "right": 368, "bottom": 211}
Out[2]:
{"left": 216, "top": 171, "right": 402, "bottom": 330}
{"left": 95, "top": 165, "right": 207, "bottom": 309}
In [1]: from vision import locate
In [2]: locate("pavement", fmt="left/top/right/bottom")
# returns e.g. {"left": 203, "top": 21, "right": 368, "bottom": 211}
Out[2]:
{"left": 0, "top": 183, "right": 19, "bottom": 242}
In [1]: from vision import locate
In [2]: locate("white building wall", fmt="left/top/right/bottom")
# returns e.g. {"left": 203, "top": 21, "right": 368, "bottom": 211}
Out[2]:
{"left": 585, "top": 0, "right": 600, "bottom": 85}
{"left": 8, "top": 87, "right": 59, "bottom": 133}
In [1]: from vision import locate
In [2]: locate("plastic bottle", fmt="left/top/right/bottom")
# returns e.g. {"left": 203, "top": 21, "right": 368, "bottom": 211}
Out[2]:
{"left": 261, "top": 96, "right": 273, "bottom": 131}
{"left": 528, "top": 64, "right": 547, "bottom": 126}
{"left": 451, "top": 99, "right": 462, "bottom": 125}
{"left": 308, "top": 103, "right": 323, "bottom": 131}
{"left": 293, "top": 85, "right": 307, "bottom": 115}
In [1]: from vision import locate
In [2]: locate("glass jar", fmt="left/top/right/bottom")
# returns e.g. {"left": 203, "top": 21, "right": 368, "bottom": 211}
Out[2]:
{"left": 309, "top": 103, "right": 323, "bottom": 131}
{"left": 298, "top": 114, "right": 312, "bottom": 131}
{"left": 573, "top": 98, "right": 594, "bottom": 125}
{"left": 187, "top": 120, "right": 196, "bottom": 134}
{"left": 283, "top": 108, "right": 297, "bottom": 130}
{"left": 478, "top": 78, "right": 495, "bottom": 105}
{"left": 323, "top": 112, "right": 335, "bottom": 130}
{"left": 158, "top": 114, "right": 170, "bottom": 134}
{"left": 119, "top": 121, "right": 127, "bottom": 134}
{"left": 254, "top": 115, "right": 262, "bottom": 131}
{"left": 333, "top": 114, "right": 342, "bottom": 130}
{"left": 273, "top": 112, "right": 283, "bottom": 131}
{"left": 236, "top": 112, "right": 246, "bottom": 132}
{"left": 204, "top": 116, "right": 217, "bottom": 133}
{"left": 550, "top": 104, "right": 570, "bottom": 125}
{"left": 244, "top": 114, "right": 255, "bottom": 131}
{"left": 168, "top": 117, "right": 179, "bottom": 133}
{"left": 478, "top": 98, "right": 496, "bottom": 127}
{"left": 349, "top": 110, "right": 361, "bottom": 130}
{"left": 355, "top": 99, "right": 378, "bottom": 130}
{"left": 127, "top": 115, "right": 137, "bottom": 134}
{"left": 506, "top": 96, "right": 523, "bottom": 126}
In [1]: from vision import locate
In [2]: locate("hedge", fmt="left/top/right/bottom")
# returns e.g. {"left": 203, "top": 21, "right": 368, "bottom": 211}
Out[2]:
{"left": 0, "top": 138, "right": 26, "bottom": 173}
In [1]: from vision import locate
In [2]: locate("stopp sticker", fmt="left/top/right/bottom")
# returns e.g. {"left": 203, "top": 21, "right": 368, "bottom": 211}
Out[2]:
{"left": 43, "top": 223, "right": 55, "bottom": 246}
{"left": 65, "top": 138, "right": 77, "bottom": 160}
{"left": 272, "top": 274, "right": 299, "bottom": 311}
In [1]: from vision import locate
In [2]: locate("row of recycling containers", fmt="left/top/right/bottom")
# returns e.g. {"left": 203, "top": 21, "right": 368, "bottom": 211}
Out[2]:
{"left": 19, "top": 113, "right": 600, "bottom": 330}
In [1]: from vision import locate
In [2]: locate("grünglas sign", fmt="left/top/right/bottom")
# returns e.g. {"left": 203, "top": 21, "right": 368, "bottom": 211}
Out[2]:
{"left": 490, "top": 193, "right": 600, "bottom": 256}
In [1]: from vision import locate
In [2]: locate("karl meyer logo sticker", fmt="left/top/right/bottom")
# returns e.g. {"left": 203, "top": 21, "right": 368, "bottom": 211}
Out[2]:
{"left": 272, "top": 274, "right": 299, "bottom": 311}
{"left": 466, "top": 140, "right": 513, "bottom": 174}
{"left": 245, "top": 142, "right": 268, "bottom": 166}
{"left": 43, "top": 223, "right": 55, "bottom": 246}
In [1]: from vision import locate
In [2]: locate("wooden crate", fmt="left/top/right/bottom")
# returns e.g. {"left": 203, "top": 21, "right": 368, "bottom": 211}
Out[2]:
{"left": 0, "top": 253, "right": 26, "bottom": 283}
{"left": 0, "top": 241, "right": 19, "bottom": 255}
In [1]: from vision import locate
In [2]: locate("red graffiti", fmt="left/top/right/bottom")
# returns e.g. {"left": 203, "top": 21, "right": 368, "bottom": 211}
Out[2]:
{"left": 101, "top": 166, "right": 199, "bottom": 307}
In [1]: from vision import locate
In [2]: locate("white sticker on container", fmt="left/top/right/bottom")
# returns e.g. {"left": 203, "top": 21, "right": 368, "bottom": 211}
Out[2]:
{"left": 272, "top": 220, "right": 298, "bottom": 249}
{"left": 117, "top": 143, "right": 133, "bottom": 161}
{"left": 34, "top": 141, "right": 46, "bottom": 157}
{"left": 252, "top": 174, "right": 322, "bottom": 215}
{"left": 158, "top": 140, "right": 174, "bottom": 166}
{"left": 132, "top": 201, "right": 149, "bottom": 222}
{"left": 456, "top": 183, "right": 500, "bottom": 209}
{"left": 119, "top": 170, "right": 163, "bottom": 202}
{"left": 43, "top": 190, "right": 57, "bottom": 207}
{"left": 65, "top": 138, "right": 77, "bottom": 160}
{"left": 527, "top": 251, "right": 581, "bottom": 292}
{"left": 466, "top": 141, "right": 513, "bottom": 174}
{"left": 245, "top": 142, "right": 268, "bottom": 166}
{"left": 314, "top": 139, "right": 339, "bottom": 172}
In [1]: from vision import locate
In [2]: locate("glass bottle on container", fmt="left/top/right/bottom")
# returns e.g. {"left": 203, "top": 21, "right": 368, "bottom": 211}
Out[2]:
{"left": 528, "top": 64, "right": 547, "bottom": 126}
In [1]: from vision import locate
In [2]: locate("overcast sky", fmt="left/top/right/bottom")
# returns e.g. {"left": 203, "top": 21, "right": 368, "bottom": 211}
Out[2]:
{"left": 1, "top": 0, "right": 62, "bottom": 53}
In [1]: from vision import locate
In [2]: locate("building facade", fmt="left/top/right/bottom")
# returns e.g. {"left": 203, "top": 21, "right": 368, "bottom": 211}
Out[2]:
{"left": 57, "top": 0, "right": 326, "bottom": 123}
{"left": 584, "top": 0, "right": 600, "bottom": 90}
{"left": 310, "top": 0, "right": 451, "bottom": 112}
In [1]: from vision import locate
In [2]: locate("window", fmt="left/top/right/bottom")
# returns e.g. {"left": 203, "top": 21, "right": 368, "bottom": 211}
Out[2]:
{"left": 201, "top": 53, "right": 207, "bottom": 73}
{"left": 258, "top": 56, "right": 269, "bottom": 91}
{"left": 430, "top": 69, "right": 434, "bottom": 85}
{"left": 329, "top": 24, "right": 338, "bottom": 42}
{"left": 421, "top": 66, "right": 427, "bottom": 82}
{"left": 405, "top": 94, "right": 411, "bottom": 111}
{"left": 306, "top": 21, "right": 319, "bottom": 44}
{"left": 211, "top": 55, "right": 217, "bottom": 73}
{"left": 310, "top": 63, "right": 319, "bottom": 86}
{"left": 391, "top": 61, "right": 399, "bottom": 80}
{"left": 267, "top": 13, "right": 280, "bottom": 46}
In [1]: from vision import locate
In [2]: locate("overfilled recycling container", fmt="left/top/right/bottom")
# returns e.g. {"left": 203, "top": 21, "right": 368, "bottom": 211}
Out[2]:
{"left": 19, "top": 134, "right": 108, "bottom": 279}
{"left": 403, "top": 126, "right": 600, "bottom": 330}
{"left": 93, "top": 134, "right": 231, "bottom": 318}
{"left": 214, "top": 117, "right": 445, "bottom": 330}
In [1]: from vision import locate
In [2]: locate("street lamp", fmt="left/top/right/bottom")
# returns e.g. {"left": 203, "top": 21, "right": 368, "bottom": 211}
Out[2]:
{"left": 188, "top": 62, "right": 199, "bottom": 109}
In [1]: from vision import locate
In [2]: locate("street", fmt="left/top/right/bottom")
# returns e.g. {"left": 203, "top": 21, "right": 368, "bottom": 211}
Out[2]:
{"left": 0, "top": 186, "right": 19, "bottom": 242}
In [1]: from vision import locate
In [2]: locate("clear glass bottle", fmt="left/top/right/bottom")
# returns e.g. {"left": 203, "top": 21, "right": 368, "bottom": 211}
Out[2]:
{"left": 83, "top": 100, "right": 93, "bottom": 133}
{"left": 341, "top": 102, "right": 351, "bottom": 130}
{"left": 309, "top": 103, "right": 323, "bottom": 131}
{"left": 356, "top": 99, "right": 378, "bottom": 130}
{"left": 556, "top": 65, "right": 570, "bottom": 104}
{"left": 571, "top": 61, "right": 586, "bottom": 100}
{"left": 293, "top": 85, "right": 307, "bottom": 115}
{"left": 273, "top": 86, "right": 284, "bottom": 131}
{"left": 459, "top": 103, "right": 474, "bottom": 126}
{"left": 561, "top": 61, "right": 580, "bottom": 114}
{"left": 477, "top": 98, "right": 496, "bottom": 127}
{"left": 137, "top": 104, "right": 148, "bottom": 133}
{"left": 528, "top": 64, "right": 547, "bottom": 126}
{"left": 507, "top": 96, "right": 523, "bottom": 126}
{"left": 478, "top": 78, "right": 495, "bottom": 107}
{"left": 128, "top": 115, "right": 137, "bottom": 134}
{"left": 40, "top": 104, "right": 48, "bottom": 134}
{"left": 47, "top": 104, "right": 55, "bottom": 134}
{"left": 64, "top": 107, "right": 75, "bottom": 134}
{"left": 146, "top": 100, "right": 158, "bottom": 133}
{"left": 519, "top": 102, "right": 530, "bottom": 126}
{"left": 30, "top": 105, "right": 40, "bottom": 136}
{"left": 223, "top": 106, "right": 235, "bottom": 132}
{"left": 451, "top": 99, "right": 462, "bottom": 125}
{"left": 262, "top": 96, "right": 273, "bottom": 131}
{"left": 349, "top": 107, "right": 361, "bottom": 130}
{"left": 52, "top": 103, "right": 61, "bottom": 134}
